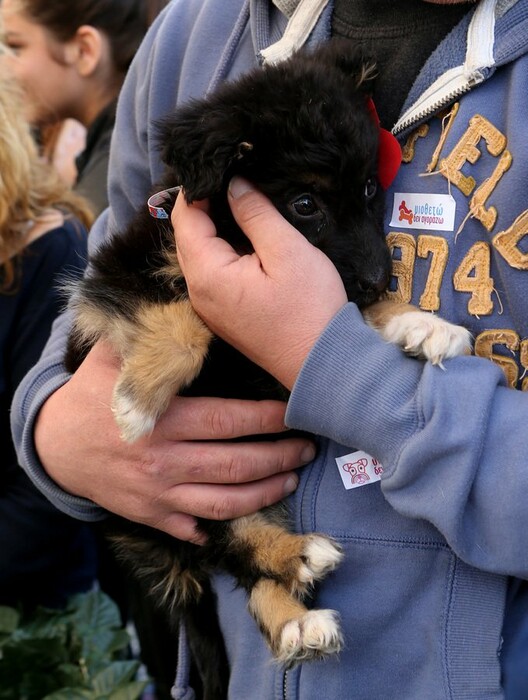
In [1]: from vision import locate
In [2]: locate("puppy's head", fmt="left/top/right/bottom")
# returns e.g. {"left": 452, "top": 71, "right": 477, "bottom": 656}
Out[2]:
{"left": 157, "top": 39, "right": 400, "bottom": 307}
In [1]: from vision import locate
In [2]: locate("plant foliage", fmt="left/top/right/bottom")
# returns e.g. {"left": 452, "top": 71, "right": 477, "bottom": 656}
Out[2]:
{"left": 0, "top": 590, "right": 148, "bottom": 700}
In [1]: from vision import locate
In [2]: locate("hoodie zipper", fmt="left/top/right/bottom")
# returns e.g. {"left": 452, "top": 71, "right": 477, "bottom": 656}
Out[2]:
{"left": 393, "top": 0, "right": 496, "bottom": 136}
{"left": 393, "top": 66, "right": 486, "bottom": 136}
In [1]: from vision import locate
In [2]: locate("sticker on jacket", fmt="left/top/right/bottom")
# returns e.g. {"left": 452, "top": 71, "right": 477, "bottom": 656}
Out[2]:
{"left": 335, "top": 450, "right": 384, "bottom": 490}
{"left": 389, "top": 192, "right": 456, "bottom": 232}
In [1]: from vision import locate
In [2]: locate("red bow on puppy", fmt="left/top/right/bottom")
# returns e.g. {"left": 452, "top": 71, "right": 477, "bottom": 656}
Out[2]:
{"left": 367, "top": 98, "right": 402, "bottom": 190}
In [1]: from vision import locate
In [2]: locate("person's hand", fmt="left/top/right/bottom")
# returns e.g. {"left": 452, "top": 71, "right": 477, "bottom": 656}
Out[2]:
{"left": 173, "top": 177, "right": 348, "bottom": 390}
{"left": 34, "top": 341, "right": 313, "bottom": 544}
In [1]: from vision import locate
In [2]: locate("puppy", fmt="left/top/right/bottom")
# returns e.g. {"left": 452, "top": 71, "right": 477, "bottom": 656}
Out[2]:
{"left": 65, "top": 39, "right": 471, "bottom": 699}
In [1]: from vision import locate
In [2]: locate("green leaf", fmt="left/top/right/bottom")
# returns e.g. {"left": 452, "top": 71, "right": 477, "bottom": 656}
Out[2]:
{"left": 105, "top": 629, "right": 131, "bottom": 655}
{"left": 79, "top": 630, "right": 128, "bottom": 677}
{"left": 56, "top": 662, "right": 85, "bottom": 687}
{"left": 42, "top": 690, "right": 95, "bottom": 700}
{"left": 91, "top": 661, "right": 139, "bottom": 694}
{"left": 66, "top": 591, "right": 130, "bottom": 676}
{"left": 70, "top": 591, "right": 122, "bottom": 632}
{"left": 0, "top": 635, "right": 73, "bottom": 699}
{"left": 107, "top": 681, "right": 149, "bottom": 700}
{"left": 0, "top": 592, "right": 137, "bottom": 700}
{"left": 0, "top": 607, "right": 19, "bottom": 635}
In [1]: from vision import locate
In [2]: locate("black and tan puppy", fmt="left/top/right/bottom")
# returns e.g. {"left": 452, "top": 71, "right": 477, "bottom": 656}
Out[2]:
{"left": 65, "top": 39, "right": 470, "bottom": 698}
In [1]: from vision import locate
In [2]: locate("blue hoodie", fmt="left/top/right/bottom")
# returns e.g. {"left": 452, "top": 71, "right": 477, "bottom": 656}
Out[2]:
{"left": 11, "top": 1, "right": 528, "bottom": 697}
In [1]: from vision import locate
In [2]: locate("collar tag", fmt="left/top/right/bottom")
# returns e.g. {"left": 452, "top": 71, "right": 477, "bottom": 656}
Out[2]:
{"left": 335, "top": 450, "right": 384, "bottom": 490}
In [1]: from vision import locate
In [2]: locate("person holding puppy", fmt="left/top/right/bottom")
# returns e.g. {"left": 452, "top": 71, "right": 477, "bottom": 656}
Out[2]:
{"left": 11, "top": 0, "right": 528, "bottom": 697}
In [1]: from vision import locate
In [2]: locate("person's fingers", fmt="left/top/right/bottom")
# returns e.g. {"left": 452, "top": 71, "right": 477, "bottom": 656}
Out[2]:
{"left": 172, "top": 189, "right": 238, "bottom": 277}
{"left": 157, "top": 473, "right": 299, "bottom": 526}
{"left": 178, "top": 190, "right": 210, "bottom": 214}
{"left": 227, "top": 176, "right": 305, "bottom": 266}
{"left": 156, "top": 396, "right": 288, "bottom": 440}
{"left": 153, "top": 512, "right": 206, "bottom": 545}
{"left": 150, "top": 467, "right": 300, "bottom": 543}
{"left": 152, "top": 434, "right": 314, "bottom": 484}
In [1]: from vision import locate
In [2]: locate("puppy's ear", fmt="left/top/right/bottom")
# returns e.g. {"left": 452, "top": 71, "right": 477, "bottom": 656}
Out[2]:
{"left": 311, "top": 39, "right": 377, "bottom": 94}
{"left": 156, "top": 100, "right": 252, "bottom": 203}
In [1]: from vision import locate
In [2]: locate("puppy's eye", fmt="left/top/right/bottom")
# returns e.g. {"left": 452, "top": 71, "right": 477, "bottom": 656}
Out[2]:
{"left": 292, "top": 194, "right": 318, "bottom": 217}
{"left": 364, "top": 178, "right": 377, "bottom": 200}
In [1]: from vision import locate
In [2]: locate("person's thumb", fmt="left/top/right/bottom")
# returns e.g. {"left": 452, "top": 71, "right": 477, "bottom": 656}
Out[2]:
{"left": 227, "top": 176, "right": 301, "bottom": 262}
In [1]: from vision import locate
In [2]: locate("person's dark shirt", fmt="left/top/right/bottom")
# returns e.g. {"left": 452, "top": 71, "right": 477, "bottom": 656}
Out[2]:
{"left": 0, "top": 220, "right": 96, "bottom": 608}
{"left": 74, "top": 100, "right": 117, "bottom": 217}
{"left": 332, "top": 0, "right": 472, "bottom": 128}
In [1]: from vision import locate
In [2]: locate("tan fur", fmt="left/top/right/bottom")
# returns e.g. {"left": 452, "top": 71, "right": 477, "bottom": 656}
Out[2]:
{"left": 72, "top": 294, "right": 213, "bottom": 440}
{"left": 232, "top": 513, "right": 319, "bottom": 595}
{"left": 123, "top": 299, "right": 212, "bottom": 403}
{"left": 69, "top": 300, "right": 131, "bottom": 357}
{"left": 112, "top": 299, "right": 213, "bottom": 440}
{"left": 358, "top": 60, "right": 377, "bottom": 87}
{"left": 154, "top": 244, "right": 186, "bottom": 289}
{"left": 363, "top": 299, "right": 472, "bottom": 365}
{"left": 150, "top": 565, "right": 203, "bottom": 612}
{"left": 248, "top": 579, "right": 310, "bottom": 651}
{"left": 362, "top": 299, "right": 418, "bottom": 331}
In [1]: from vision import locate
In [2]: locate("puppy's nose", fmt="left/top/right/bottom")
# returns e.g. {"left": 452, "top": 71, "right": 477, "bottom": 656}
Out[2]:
{"left": 357, "top": 270, "right": 389, "bottom": 298}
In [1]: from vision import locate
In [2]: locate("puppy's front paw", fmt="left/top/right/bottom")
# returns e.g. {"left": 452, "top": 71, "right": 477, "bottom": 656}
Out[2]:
{"left": 278, "top": 610, "right": 343, "bottom": 665}
{"left": 381, "top": 311, "right": 472, "bottom": 366}
{"left": 112, "top": 381, "right": 157, "bottom": 443}
{"left": 296, "top": 536, "right": 343, "bottom": 591}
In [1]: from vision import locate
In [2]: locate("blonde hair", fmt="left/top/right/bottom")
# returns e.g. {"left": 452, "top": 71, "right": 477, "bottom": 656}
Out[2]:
{"left": 0, "top": 75, "right": 94, "bottom": 290}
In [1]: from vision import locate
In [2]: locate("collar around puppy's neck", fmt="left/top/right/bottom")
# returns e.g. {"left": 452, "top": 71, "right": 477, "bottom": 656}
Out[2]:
{"left": 147, "top": 186, "right": 181, "bottom": 219}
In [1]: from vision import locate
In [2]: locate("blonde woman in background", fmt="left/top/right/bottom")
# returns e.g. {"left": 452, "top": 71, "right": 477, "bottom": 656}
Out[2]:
{"left": 0, "top": 74, "right": 96, "bottom": 610}
{"left": 1, "top": 4, "right": 177, "bottom": 695}
{"left": 0, "top": 0, "right": 165, "bottom": 217}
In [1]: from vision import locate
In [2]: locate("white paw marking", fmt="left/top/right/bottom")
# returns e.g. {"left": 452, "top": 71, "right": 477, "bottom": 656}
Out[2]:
{"left": 278, "top": 609, "right": 343, "bottom": 664}
{"left": 112, "top": 389, "right": 156, "bottom": 443}
{"left": 381, "top": 311, "right": 472, "bottom": 366}
{"left": 298, "top": 536, "right": 344, "bottom": 585}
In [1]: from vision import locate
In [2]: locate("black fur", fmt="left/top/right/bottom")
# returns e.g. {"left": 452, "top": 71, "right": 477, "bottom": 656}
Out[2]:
{"left": 65, "top": 39, "right": 393, "bottom": 700}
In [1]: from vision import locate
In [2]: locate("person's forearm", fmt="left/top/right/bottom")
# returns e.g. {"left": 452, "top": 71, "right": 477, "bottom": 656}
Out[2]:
{"left": 10, "top": 301, "right": 105, "bottom": 521}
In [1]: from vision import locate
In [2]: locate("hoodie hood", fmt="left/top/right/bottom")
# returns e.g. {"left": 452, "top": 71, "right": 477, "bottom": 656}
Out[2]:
{"left": 394, "top": 0, "right": 528, "bottom": 135}
{"left": 249, "top": 0, "right": 528, "bottom": 137}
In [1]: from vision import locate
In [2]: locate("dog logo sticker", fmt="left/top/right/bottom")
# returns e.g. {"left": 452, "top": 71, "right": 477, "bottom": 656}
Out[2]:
{"left": 398, "top": 200, "right": 414, "bottom": 225}
{"left": 390, "top": 192, "right": 456, "bottom": 232}
{"left": 335, "top": 450, "right": 384, "bottom": 490}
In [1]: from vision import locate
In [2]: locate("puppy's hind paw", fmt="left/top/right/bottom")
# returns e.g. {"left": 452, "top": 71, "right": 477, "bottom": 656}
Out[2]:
{"left": 112, "top": 384, "right": 157, "bottom": 443}
{"left": 278, "top": 610, "right": 343, "bottom": 665}
{"left": 381, "top": 311, "right": 472, "bottom": 366}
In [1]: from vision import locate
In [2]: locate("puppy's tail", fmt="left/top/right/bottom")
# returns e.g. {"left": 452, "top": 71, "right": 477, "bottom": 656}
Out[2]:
{"left": 101, "top": 519, "right": 230, "bottom": 700}
{"left": 103, "top": 519, "right": 205, "bottom": 617}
